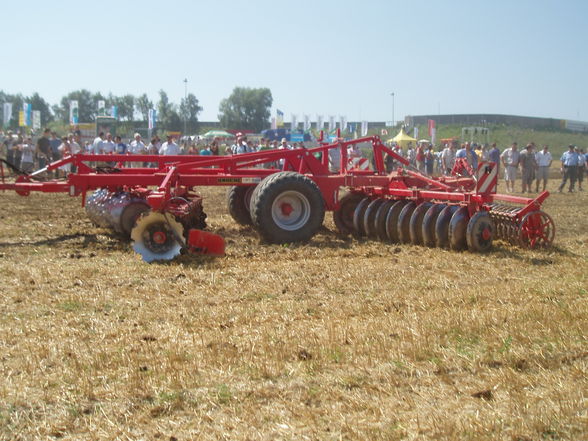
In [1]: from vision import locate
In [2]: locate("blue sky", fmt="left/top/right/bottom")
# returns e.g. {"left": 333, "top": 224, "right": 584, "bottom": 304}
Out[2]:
{"left": 2, "top": 0, "right": 588, "bottom": 123}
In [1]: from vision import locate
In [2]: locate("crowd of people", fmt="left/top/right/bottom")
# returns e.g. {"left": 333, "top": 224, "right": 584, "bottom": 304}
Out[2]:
{"left": 1, "top": 129, "right": 587, "bottom": 193}
{"left": 384, "top": 140, "right": 587, "bottom": 194}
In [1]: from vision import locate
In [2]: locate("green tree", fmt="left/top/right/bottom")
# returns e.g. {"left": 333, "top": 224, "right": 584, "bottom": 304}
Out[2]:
{"left": 218, "top": 87, "right": 272, "bottom": 132}
{"left": 180, "top": 93, "right": 203, "bottom": 133}
{"left": 157, "top": 90, "right": 181, "bottom": 130}
{"left": 135, "top": 93, "right": 153, "bottom": 122}
{"left": 112, "top": 94, "right": 135, "bottom": 121}
{"left": 29, "top": 92, "right": 53, "bottom": 126}
{"left": 55, "top": 90, "right": 96, "bottom": 123}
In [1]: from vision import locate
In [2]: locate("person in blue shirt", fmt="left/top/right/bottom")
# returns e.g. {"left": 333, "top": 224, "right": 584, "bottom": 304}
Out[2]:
{"left": 455, "top": 142, "right": 478, "bottom": 173}
{"left": 115, "top": 135, "right": 127, "bottom": 154}
{"left": 558, "top": 144, "right": 581, "bottom": 193}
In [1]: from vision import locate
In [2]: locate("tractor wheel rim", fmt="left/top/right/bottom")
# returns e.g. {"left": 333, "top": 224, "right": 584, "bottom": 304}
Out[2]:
{"left": 271, "top": 190, "right": 311, "bottom": 231}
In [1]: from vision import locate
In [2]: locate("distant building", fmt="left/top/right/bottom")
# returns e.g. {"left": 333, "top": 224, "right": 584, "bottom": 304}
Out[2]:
{"left": 405, "top": 114, "right": 588, "bottom": 132}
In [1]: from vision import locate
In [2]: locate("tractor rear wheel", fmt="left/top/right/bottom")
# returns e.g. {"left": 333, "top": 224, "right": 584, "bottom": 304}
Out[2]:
{"left": 227, "top": 185, "right": 256, "bottom": 225}
{"left": 249, "top": 172, "right": 325, "bottom": 244}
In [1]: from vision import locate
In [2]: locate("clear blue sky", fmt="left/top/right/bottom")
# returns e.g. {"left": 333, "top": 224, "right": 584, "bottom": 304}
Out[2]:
{"left": 2, "top": 0, "right": 587, "bottom": 123}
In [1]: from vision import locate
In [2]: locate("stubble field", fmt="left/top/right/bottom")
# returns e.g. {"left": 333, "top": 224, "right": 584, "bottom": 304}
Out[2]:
{"left": 0, "top": 179, "right": 586, "bottom": 440}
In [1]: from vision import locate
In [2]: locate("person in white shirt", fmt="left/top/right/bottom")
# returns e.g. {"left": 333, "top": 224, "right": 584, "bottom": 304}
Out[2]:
{"left": 441, "top": 143, "right": 456, "bottom": 175}
{"left": 534, "top": 145, "right": 552, "bottom": 192}
{"left": 19, "top": 137, "right": 35, "bottom": 173}
{"left": 102, "top": 133, "right": 116, "bottom": 154}
{"left": 92, "top": 132, "right": 105, "bottom": 154}
{"left": 128, "top": 133, "right": 146, "bottom": 155}
{"left": 159, "top": 135, "right": 181, "bottom": 155}
{"left": 58, "top": 137, "right": 72, "bottom": 175}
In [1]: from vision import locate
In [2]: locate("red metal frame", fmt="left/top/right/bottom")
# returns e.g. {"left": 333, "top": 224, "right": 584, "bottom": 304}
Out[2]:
{"left": 1, "top": 136, "right": 552, "bottom": 247}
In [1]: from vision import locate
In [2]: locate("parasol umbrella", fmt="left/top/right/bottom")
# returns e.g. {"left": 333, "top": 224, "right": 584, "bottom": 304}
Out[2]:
{"left": 201, "top": 130, "right": 235, "bottom": 138}
{"left": 388, "top": 128, "right": 417, "bottom": 149}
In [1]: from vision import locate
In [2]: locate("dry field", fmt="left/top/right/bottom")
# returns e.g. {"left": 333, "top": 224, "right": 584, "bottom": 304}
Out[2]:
{"left": 0, "top": 179, "right": 586, "bottom": 440}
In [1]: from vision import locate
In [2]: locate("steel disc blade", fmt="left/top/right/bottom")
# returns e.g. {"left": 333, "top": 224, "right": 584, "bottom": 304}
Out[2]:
{"left": 352, "top": 197, "right": 371, "bottom": 238}
{"left": 363, "top": 198, "right": 385, "bottom": 239}
{"left": 409, "top": 202, "right": 432, "bottom": 245}
{"left": 435, "top": 205, "right": 459, "bottom": 248}
{"left": 131, "top": 212, "right": 184, "bottom": 263}
{"left": 422, "top": 203, "right": 446, "bottom": 247}
{"left": 448, "top": 206, "right": 470, "bottom": 251}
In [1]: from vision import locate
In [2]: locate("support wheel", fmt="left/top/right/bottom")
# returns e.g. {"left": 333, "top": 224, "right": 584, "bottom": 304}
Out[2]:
{"left": 449, "top": 206, "right": 470, "bottom": 251}
{"left": 364, "top": 198, "right": 385, "bottom": 239}
{"left": 466, "top": 211, "right": 494, "bottom": 252}
{"left": 519, "top": 211, "right": 555, "bottom": 249}
{"left": 131, "top": 212, "right": 185, "bottom": 263}
{"left": 227, "top": 185, "right": 256, "bottom": 225}
{"left": 397, "top": 201, "right": 417, "bottom": 244}
{"left": 333, "top": 193, "right": 364, "bottom": 236}
{"left": 409, "top": 202, "right": 433, "bottom": 245}
{"left": 374, "top": 199, "right": 396, "bottom": 241}
{"left": 385, "top": 200, "right": 408, "bottom": 243}
{"left": 422, "top": 203, "right": 446, "bottom": 247}
{"left": 249, "top": 172, "right": 325, "bottom": 244}
{"left": 435, "top": 205, "right": 459, "bottom": 248}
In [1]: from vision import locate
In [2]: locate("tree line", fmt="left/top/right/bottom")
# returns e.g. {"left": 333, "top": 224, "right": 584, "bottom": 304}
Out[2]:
{"left": 0, "top": 87, "right": 273, "bottom": 133}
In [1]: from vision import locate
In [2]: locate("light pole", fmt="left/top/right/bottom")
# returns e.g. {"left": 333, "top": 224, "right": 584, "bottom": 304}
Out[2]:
{"left": 390, "top": 92, "right": 395, "bottom": 128}
{"left": 183, "top": 78, "right": 188, "bottom": 135}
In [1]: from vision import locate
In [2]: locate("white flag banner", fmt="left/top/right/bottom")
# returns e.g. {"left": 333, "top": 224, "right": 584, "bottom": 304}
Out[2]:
{"left": 291, "top": 114, "right": 297, "bottom": 132}
{"left": 3, "top": 103, "right": 12, "bottom": 126}
{"left": 340, "top": 116, "right": 347, "bottom": 133}
{"left": 97, "top": 100, "right": 105, "bottom": 115}
{"left": 148, "top": 109, "right": 157, "bottom": 129}
{"left": 414, "top": 126, "right": 419, "bottom": 139}
{"left": 361, "top": 121, "right": 368, "bottom": 136}
{"left": 271, "top": 117, "right": 277, "bottom": 130}
{"left": 317, "top": 115, "right": 323, "bottom": 132}
{"left": 303, "top": 115, "right": 310, "bottom": 131}
{"left": 32, "top": 110, "right": 41, "bottom": 130}
{"left": 431, "top": 127, "right": 437, "bottom": 145}
{"left": 69, "top": 100, "right": 79, "bottom": 124}
{"left": 328, "top": 116, "right": 335, "bottom": 132}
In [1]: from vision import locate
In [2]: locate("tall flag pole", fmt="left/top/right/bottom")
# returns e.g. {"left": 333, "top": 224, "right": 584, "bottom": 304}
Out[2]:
{"left": 69, "top": 100, "right": 79, "bottom": 124}
{"left": 3, "top": 103, "right": 13, "bottom": 127}
{"left": 276, "top": 109, "right": 284, "bottom": 127}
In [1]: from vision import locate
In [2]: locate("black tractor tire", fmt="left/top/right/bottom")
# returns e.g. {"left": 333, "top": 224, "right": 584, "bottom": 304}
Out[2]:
{"left": 249, "top": 172, "right": 325, "bottom": 244}
{"left": 227, "top": 185, "right": 256, "bottom": 225}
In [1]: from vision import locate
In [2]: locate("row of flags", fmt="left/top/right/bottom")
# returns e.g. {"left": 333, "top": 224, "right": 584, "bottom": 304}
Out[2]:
{"left": 2, "top": 103, "right": 41, "bottom": 130}
{"left": 2, "top": 101, "right": 159, "bottom": 130}
{"left": 271, "top": 110, "right": 365, "bottom": 134}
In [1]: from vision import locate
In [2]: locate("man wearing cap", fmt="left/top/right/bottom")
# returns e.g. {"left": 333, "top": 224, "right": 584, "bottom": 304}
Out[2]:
{"left": 557, "top": 144, "right": 580, "bottom": 193}
{"left": 159, "top": 135, "right": 180, "bottom": 155}
{"left": 500, "top": 142, "right": 520, "bottom": 193}
{"left": 534, "top": 145, "right": 552, "bottom": 192}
